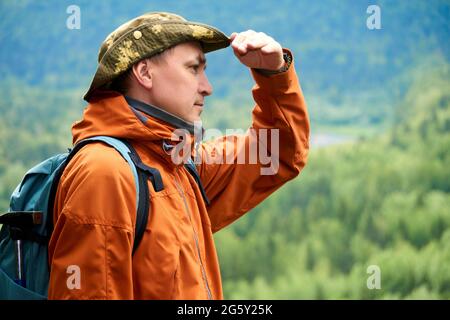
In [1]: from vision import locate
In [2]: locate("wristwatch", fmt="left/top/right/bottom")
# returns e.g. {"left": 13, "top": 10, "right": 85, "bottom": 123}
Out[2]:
{"left": 255, "top": 52, "right": 292, "bottom": 76}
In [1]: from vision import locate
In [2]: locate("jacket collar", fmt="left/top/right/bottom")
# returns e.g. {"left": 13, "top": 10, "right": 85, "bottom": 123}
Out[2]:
{"left": 72, "top": 92, "right": 203, "bottom": 166}
{"left": 125, "top": 96, "right": 196, "bottom": 135}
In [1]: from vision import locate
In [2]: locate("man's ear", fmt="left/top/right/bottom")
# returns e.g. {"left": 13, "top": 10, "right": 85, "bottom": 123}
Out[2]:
{"left": 131, "top": 59, "right": 153, "bottom": 90}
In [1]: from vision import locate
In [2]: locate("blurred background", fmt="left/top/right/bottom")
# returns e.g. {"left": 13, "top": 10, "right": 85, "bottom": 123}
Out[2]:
{"left": 0, "top": 0, "right": 449, "bottom": 299}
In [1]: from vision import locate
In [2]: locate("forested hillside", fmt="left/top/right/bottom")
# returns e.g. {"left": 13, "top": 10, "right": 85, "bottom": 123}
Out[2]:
{"left": 215, "top": 63, "right": 450, "bottom": 299}
{"left": 0, "top": 1, "right": 449, "bottom": 299}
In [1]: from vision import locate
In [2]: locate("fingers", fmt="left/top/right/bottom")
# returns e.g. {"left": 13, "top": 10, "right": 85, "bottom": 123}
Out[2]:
{"left": 229, "top": 30, "right": 284, "bottom": 69}
{"left": 231, "top": 31, "right": 253, "bottom": 55}
{"left": 260, "top": 41, "right": 282, "bottom": 55}
{"left": 229, "top": 32, "right": 238, "bottom": 41}
{"left": 246, "top": 35, "right": 270, "bottom": 50}
{"left": 230, "top": 30, "right": 276, "bottom": 55}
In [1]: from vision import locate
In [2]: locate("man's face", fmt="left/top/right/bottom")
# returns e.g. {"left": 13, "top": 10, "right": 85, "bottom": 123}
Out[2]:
{"left": 148, "top": 41, "right": 213, "bottom": 123}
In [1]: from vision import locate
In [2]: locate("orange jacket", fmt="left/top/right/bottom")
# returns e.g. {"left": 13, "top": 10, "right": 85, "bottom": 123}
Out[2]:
{"left": 48, "top": 52, "right": 310, "bottom": 299}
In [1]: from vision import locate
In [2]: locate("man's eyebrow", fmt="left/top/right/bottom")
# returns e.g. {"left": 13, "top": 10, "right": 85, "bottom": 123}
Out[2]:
{"left": 186, "top": 54, "right": 207, "bottom": 65}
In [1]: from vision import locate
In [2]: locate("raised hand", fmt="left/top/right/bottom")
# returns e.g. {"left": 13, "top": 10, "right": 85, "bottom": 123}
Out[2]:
{"left": 230, "top": 30, "right": 284, "bottom": 71}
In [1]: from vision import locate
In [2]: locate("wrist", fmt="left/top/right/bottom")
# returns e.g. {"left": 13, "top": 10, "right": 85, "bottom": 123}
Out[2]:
{"left": 255, "top": 51, "right": 292, "bottom": 76}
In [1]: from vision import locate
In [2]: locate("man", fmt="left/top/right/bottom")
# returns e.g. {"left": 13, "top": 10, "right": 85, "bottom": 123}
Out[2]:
{"left": 48, "top": 12, "right": 309, "bottom": 299}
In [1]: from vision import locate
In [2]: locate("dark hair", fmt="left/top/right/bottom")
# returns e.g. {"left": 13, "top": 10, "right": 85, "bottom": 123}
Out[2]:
{"left": 110, "top": 69, "right": 133, "bottom": 95}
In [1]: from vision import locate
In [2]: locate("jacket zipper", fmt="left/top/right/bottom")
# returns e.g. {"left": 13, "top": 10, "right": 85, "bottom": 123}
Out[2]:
{"left": 174, "top": 166, "right": 213, "bottom": 300}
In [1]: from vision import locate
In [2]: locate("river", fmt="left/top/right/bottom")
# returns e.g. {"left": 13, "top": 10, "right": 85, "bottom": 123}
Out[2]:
{"left": 310, "top": 133, "right": 357, "bottom": 148}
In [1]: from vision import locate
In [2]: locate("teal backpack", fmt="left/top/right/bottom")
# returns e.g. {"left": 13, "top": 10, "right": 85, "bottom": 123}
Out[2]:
{"left": 0, "top": 136, "right": 165, "bottom": 299}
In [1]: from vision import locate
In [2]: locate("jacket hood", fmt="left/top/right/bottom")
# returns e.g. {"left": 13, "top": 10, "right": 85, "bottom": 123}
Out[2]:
{"left": 72, "top": 91, "right": 198, "bottom": 146}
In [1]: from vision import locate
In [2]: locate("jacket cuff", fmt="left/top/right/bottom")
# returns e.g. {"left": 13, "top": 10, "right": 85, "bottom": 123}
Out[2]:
{"left": 254, "top": 49, "right": 293, "bottom": 76}
{"left": 250, "top": 49, "right": 296, "bottom": 92}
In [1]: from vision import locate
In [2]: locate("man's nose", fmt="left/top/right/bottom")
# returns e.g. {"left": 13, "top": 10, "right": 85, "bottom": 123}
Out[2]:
{"left": 199, "top": 73, "right": 213, "bottom": 96}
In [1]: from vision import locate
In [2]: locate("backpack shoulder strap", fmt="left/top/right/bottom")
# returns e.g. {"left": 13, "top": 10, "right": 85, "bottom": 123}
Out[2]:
{"left": 184, "top": 158, "right": 210, "bottom": 206}
{"left": 119, "top": 139, "right": 163, "bottom": 254}
{"left": 48, "top": 136, "right": 163, "bottom": 255}
{"left": 162, "top": 141, "right": 210, "bottom": 206}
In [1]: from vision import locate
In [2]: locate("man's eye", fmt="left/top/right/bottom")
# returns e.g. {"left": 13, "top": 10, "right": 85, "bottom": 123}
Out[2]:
{"left": 190, "top": 65, "right": 199, "bottom": 72}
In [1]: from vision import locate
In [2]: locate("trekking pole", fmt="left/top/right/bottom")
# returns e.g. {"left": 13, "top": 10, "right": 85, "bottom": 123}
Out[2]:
{"left": 13, "top": 236, "right": 26, "bottom": 287}
{"left": 1, "top": 211, "right": 43, "bottom": 288}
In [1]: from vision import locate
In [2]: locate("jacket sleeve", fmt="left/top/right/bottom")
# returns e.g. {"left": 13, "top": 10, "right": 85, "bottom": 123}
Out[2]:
{"left": 197, "top": 49, "right": 310, "bottom": 233}
{"left": 47, "top": 144, "right": 137, "bottom": 299}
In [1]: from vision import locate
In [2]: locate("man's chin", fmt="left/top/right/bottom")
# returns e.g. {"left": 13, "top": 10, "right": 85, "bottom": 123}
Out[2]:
{"left": 191, "top": 116, "right": 202, "bottom": 125}
{"left": 180, "top": 115, "right": 201, "bottom": 125}
{"left": 189, "top": 111, "right": 203, "bottom": 124}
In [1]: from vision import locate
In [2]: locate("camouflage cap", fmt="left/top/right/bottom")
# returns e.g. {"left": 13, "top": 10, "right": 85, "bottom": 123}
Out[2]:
{"left": 83, "top": 12, "right": 230, "bottom": 101}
